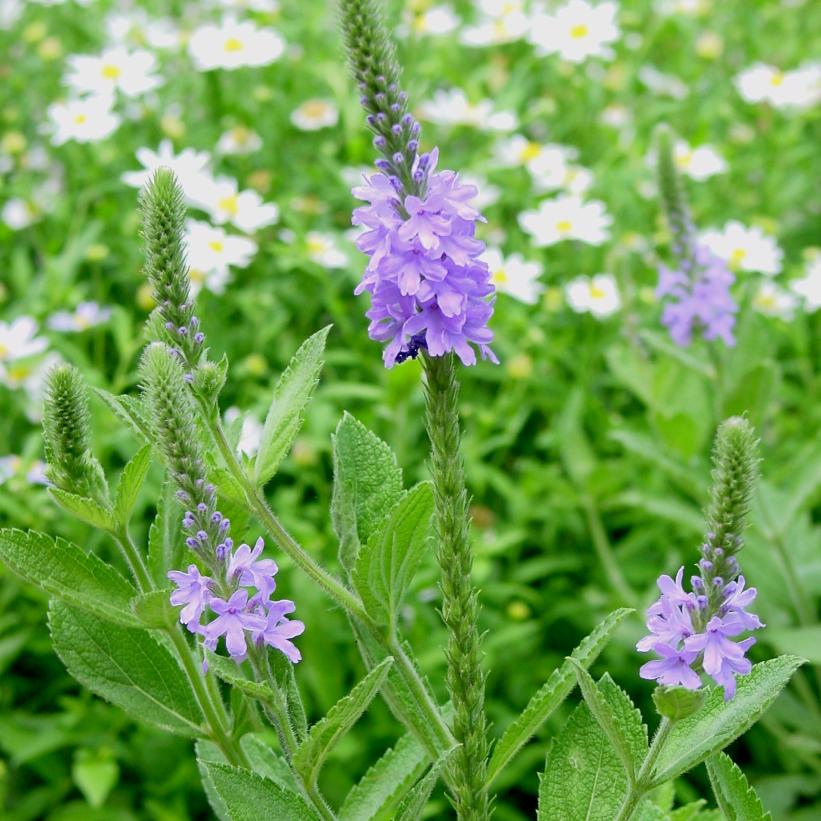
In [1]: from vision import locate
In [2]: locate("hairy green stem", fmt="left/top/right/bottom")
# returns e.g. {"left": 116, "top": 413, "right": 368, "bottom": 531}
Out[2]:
{"left": 615, "top": 717, "right": 675, "bottom": 821}
{"left": 422, "top": 353, "right": 490, "bottom": 821}
{"left": 113, "top": 525, "right": 153, "bottom": 593}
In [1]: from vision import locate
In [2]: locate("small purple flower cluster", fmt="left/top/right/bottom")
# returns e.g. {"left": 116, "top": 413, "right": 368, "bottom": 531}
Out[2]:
{"left": 163, "top": 308, "right": 206, "bottom": 383}
{"left": 353, "top": 148, "right": 498, "bottom": 368}
{"left": 638, "top": 564, "right": 763, "bottom": 700}
{"left": 168, "top": 489, "right": 303, "bottom": 668}
{"left": 657, "top": 243, "right": 737, "bottom": 347}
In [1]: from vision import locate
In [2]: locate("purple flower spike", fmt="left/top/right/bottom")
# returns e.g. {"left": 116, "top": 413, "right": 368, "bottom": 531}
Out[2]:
{"left": 204, "top": 589, "right": 267, "bottom": 660}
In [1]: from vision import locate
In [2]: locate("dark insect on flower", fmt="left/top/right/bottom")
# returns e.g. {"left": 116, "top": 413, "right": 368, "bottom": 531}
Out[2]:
{"left": 393, "top": 332, "right": 428, "bottom": 364}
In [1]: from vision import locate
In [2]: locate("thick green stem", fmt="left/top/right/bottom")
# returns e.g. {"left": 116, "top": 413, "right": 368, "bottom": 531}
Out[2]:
{"left": 615, "top": 717, "right": 675, "bottom": 821}
{"left": 113, "top": 525, "right": 153, "bottom": 593}
{"left": 422, "top": 353, "right": 490, "bottom": 821}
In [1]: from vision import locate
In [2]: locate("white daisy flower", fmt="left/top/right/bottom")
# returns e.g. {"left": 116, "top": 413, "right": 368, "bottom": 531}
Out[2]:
{"left": 305, "top": 231, "right": 348, "bottom": 268}
{"left": 188, "top": 17, "right": 285, "bottom": 71}
{"left": 735, "top": 62, "right": 821, "bottom": 109}
{"left": 2, "top": 198, "right": 41, "bottom": 230}
{"left": 752, "top": 282, "right": 798, "bottom": 319}
{"left": 699, "top": 221, "right": 783, "bottom": 275}
{"left": 105, "top": 11, "right": 181, "bottom": 50}
{"left": 48, "top": 96, "right": 121, "bottom": 145}
{"left": 483, "top": 248, "right": 544, "bottom": 304}
{"left": 530, "top": 1, "right": 620, "bottom": 63}
{"left": 1, "top": 0, "right": 23, "bottom": 31}
{"left": 638, "top": 66, "right": 688, "bottom": 99}
{"left": 403, "top": 5, "right": 460, "bottom": 37}
{"left": 290, "top": 99, "right": 339, "bottom": 131}
{"left": 122, "top": 140, "right": 213, "bottom": 199}
{"left": 565, "top": 273, "right": 621, "bottom": 317}
{"left": 216, "top": 126, "right": 263, "bottom": 155}
{"left": 672, "top": 140, "right": 726, "bottom": 181}
{"left": 190, "top": 176, "right": 279, "bottom": 234}
{"left": 47, "top": 302, "right": 113, "bottom": 332}
{"left": 495, "top": 135, "right": 578, "bottom": 178}
{"left": 0, "top": 455, "right": 49, "bottom": 486}
{"left": 418, "top": 88, "right": 516, "bottom": 130}
{"left": 64, "top": 47, "right": 163, "bottom": 98}
{"left": 461, "top": 0, "right": 530, "bottom": 46}
{"left": 0, "top": 316, "right": 48, "bottom": 368}
{"left": 519, "top": 194, "right": 612, "bottom": 246}
{"left": 224, "top": 407, "right": 264, "bottom": 456}
{"left": 185, "top": 220, "right": 258, "bottom": 278}
{"left": 790, "top": 256, "right": 821, "bottom": 311}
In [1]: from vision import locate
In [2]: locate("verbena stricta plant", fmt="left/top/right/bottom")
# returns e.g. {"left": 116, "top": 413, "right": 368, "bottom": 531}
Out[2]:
{"left": 0, "top": 2, "right": 806, "bottom": 819}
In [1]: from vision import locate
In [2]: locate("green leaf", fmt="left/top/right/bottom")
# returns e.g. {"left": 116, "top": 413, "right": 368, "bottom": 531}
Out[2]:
{"left": 767, "top": 626, "right": 821, "bottom": 664}
{"left": 49, "top": 488, "right": 115, "bottom": 531}
{"left": 652, "top": 656, "right": 805, "bottom": 784}
{"left": 196, "top": 741, "right": 231, "bottom": 821}
{"left": 240, "top": 734, "right": 299, "bottom": 793}
{"left": 652, "top": 685, "right": 706, "bottom": 721}
{"left": 0, "top": 528, "right": 140, "bottom": 627}
{"left": 114, "top": 444, "right": 152, "bottom": 524}
{"left": 331, "top": 413, "right": 404, "bottom": 572}
{"left": 294, "top": 657, "right": 393, "bottom": 788}
{"left": 49, "top": 600, "right": 205, "bottom": 737}
{"left": 207, "top": 652, "right": 277, "bottom": 702}
{"left": 199, "top": 761, "right": 320, "bottom": 821}
{"left": 395, "top": 756, "right": 448, "bottom": 821}
{"left": 254, "top": 326, "right": 330, "bottom": 486}
{"left": 487, "top": 607, "right": 632, "bottom": 785}
{"left": 339, "top": 732, "right": 430, "bottom": 821}
{"left": 352, "top": 483, "right": 433, "bottom": 628}
{"left": 148, "top": 479, "right": 183, "bottom": 588}
{"left": 670, "top": 801, "right": 722, "bottom": 820}
{"left": 570, "top": 661, "right": 646, "bottom": 782}
{"left": 706, "top": 751, "right": 771, "bottom": 820}
{"left": 93, "top": 389, "right": 152, "bottom": 442}
{"left": 72, "top": 749, "right": 119, "bottom": 809}
{"left": 537, "top": 676, "right": 646, "bottom": 820}
{"left": 132, "top": 589, "right": 175, "bottom": 629}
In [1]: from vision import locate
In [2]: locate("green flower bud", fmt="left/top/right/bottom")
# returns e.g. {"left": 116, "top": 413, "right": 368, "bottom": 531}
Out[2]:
{"left": 652, "top": 685, "right": 705, "bottom": 721}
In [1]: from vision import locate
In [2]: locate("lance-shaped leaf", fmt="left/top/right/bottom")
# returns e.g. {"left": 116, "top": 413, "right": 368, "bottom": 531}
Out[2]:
{"left": 148, "top": 479, "right": 182, "bottom": 588}
{"left": 207, "top": 652, "right": 277, "bottom": 702}
{"left": 652, "top": 655, "right": 805, "bottom": 784}
{"left": 114, "top": 444, "right": 152, "bottom": 524}
{"left": 199, "top": 761, "right": 320, "bottom": 821}
{"left": 538, "top": 676, "right": 646, "bottom": 820}
{"left": 254, "top": 326, "right": 330, "bottom": 487}
{"left": 352, "top": 483, "right": 433, "bottom": 628}
{"left": 240, "top": 734, "right": 299, "bottom": 793}
{"left": 93, "top": 389, "right": 152, "bottom": 442}
{"left": 706, "top": 751, "right": 771, "bottom": 820}
{"left": 395, "top": 754, "right": 449, "bottom": 821}
{"left": 487, "top": 607, "right": 632, "bottom": 785}
{"left": 49, "top": 488, "right": 115, "bottom": 531}
{"left": 294, "top": 657, "right": 393, "bottom": 788}
{"left": 570, "top": 660, "right": 646, "bottom": 783}
{"left": 339, "top": 730, "right": 431, "bottom": 821}
{"left": 49, "top": 600, "right": 204, "bottom": 737}
{"left": 0, "top": 528, "right": 140, "bottom": 627}
{"left": 331, "top": 413, "right": 404, "bottom": 572}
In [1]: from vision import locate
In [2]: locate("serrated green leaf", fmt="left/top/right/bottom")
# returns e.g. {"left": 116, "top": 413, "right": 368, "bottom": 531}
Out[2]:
{"left": 294, "top": 657, "right": 393, "bottom": 788}
{"left": 49, "top": 488, "right": 115, "bottom": 531}
{"left": 537, "top": 676, "right": 646, "bottom": 820}
{"left": 339, "top": 732, "right": 430, "bottom": 821}
{"left": 49, "top": 600, "right": 204, "bottom": 737}
{"left": 199, "top": 761, "right": 319, "bottom": 821}
{"left": 352, "top": 483, "right": 433, "bottom": 628}
{"left": 93, "top": 389, "right": 152, "bottom": 442}
{"left": 114, "top": 444, "right": 152, "bottom": 524}
{"left": 148, "top": 479, "right": 182, "bottom": 588}
{"left": 207, "top": 652, "right": 277, "bottom": 702}
{"left": 254, "top": 326, "right": 330, "bottom": 486}
{"left": 332, "top": 413, "right": 404, "bottom": 572}
{"left": 652, "top": 656, "right": 805, "bottom": 784}
{"left": 240, "top": 734, "right": 299, "bottom": 793}
{"left": 570, "top": 662, "right": 646, "bottom": 782}
{"left": 196, "top": 741, "right": 231, "bottom": 821}
{"left": 706, "top": 751, "right": 771, "bottom": 820}
{"left": 487, "top": 608, "right": 632, "bottom": 785}
{"left": 132, "top": 589, "right": 175, "bottom": 629}
{"left": 0, "top": 528, "right": 140, "bottom": 627}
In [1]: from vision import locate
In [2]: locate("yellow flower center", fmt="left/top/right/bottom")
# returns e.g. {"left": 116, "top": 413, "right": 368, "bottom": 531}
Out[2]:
{"left": 502, "top": 2, "right": 518, "bottom": 13}
{"left": 301, "top": 100, "right": 329, "bottom": 118}
{"left": 208, "top": 240, "right": 224, "bottom": 253}
{"left": 412, "top": 14, "right": 427, "bottom": 33}
{"left": 190, "top": 269, "right": 206, "bottom": 284}
{"left": 756, "top": 292, "right": 776, "bottom": 309}
{"left": 224, "top": 37, "right": 244, "bottom": 52}
{"left": 0, "top": 343, "right": 8, "bottom": 360}
{"left": 676, "top": 151, "right": 693, "bottom": 168}
{"left": 231, "top": 127, "right": 251, "bottom": 144}
{"left": 519, "top": 141, "right": 541, "bottom": 162}
{"left": 589, "top": 285, "right": 606, "bottom": 299}
{"left": 7, "top": 364, "right": 31, "bottom": 381}
{"left": 730, "top": 247, "right": 747, "bottom": 266}
{"left": 101, "top": 64, "right": 121, "bottom": 79}
{"left": 770, "top": 71, "right": 784, "bottom": 87}
{"left": 75, "top": 315, "right": 91, "bottom": 330}
{"left": 307, "top": 237, "right": 326, "bottom": 254}
{"left": 218, "top": 194, "right": 240, "bottom": 216}
{"left": 492, "top": 268, "right": 508, "bottom": 285}
{"left": 73, "top": 114, "right": 88, "bottom": 125}
{"left": 556, "top": 220, "right": 573, "bottom": 234}
{"left": 570, "top": 24, "right": 589, "bottom": 39}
